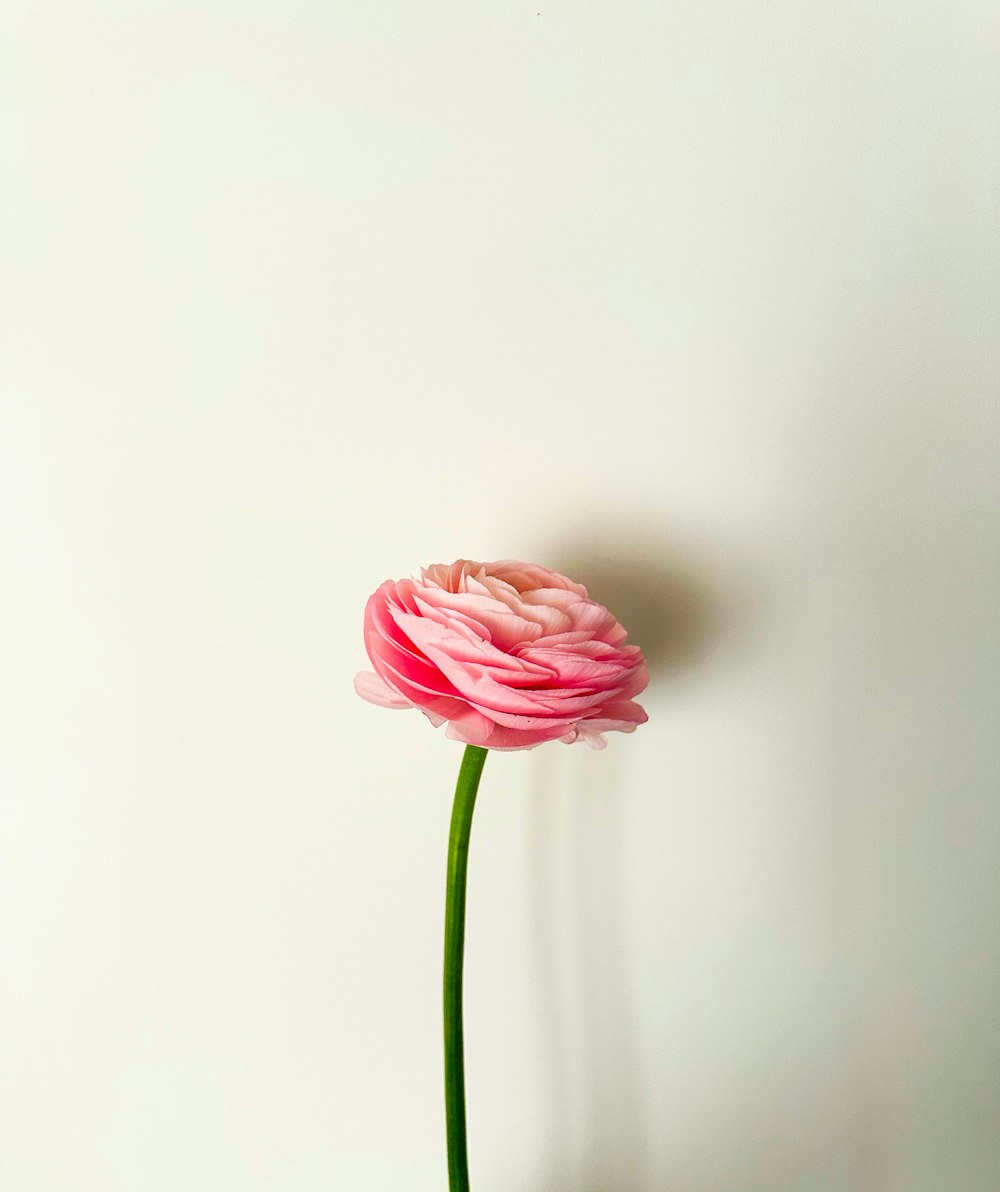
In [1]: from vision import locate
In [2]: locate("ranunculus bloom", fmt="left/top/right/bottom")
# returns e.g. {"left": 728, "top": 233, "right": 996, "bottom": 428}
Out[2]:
{"left": 354, "top": 559, "right": 649, "bottom": 750}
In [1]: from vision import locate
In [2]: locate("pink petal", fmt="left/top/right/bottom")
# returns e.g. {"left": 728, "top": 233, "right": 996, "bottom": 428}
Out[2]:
{"left": 354, "top": 671, "right": 411, "bottom": 709}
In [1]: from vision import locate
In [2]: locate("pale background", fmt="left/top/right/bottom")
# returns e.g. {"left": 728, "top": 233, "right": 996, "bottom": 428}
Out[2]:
{"left": 2, "top": 2, "right": 998, "bottom": 1190}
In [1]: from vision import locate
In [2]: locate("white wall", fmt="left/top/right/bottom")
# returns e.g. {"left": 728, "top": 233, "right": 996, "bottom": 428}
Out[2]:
{"left": 2, "top": 2, "right": 997, "bottom": 1189}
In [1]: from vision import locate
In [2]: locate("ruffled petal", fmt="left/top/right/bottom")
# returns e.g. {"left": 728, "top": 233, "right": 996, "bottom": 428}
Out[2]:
{"left": 354, "top": 671, "right": 411, "bottom": 709}
{"left": 356, "top": 559, "right": 648, "bottom": 751}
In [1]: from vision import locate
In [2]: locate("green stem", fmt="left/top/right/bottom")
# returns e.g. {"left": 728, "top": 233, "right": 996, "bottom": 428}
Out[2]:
{"left": 444, "top": 744, "right": 488, "bottom": 1192}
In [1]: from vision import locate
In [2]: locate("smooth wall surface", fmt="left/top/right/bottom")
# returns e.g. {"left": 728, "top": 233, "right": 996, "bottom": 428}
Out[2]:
{"left": 2, "top": 2, "right": 998, "bottom": 1189}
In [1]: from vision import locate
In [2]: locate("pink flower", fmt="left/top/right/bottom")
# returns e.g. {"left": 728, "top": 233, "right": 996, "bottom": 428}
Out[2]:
{"left": 354, "top": 559, "right": 649, "bottom": 750}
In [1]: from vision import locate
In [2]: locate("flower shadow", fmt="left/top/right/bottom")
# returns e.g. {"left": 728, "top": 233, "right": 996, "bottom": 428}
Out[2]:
{"left": 522, "top": 522, "right": 734, "bottom": 1192}
{"left": 546, "top": 529, "right": 720, "bottom": 679}
{"left": 525, "top": 743, "right": 646, "bottom": 1192}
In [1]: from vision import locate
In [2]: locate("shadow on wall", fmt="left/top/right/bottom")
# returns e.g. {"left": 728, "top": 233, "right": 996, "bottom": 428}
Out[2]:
{"left": 546, "top": 524, "right": 721, "bottom": 677}
{"left": 523, "top": 518, "right": 732, "bottom": 1192}
{"left": 526, "top": 744, "right": 647, "bottom": 1192}
{"left": 521, "top": 521, "right": 884, "bottom": 1192}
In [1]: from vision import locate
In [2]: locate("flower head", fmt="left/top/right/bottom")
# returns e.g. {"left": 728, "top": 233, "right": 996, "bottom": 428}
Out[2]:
{"left": 355, "top": 559, "right": 648, "bottom": 750}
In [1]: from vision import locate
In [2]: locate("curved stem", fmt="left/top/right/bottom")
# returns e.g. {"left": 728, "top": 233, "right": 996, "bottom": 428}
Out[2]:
{"left": 444, "top": 744, "right": 488, "bottom": 1192}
